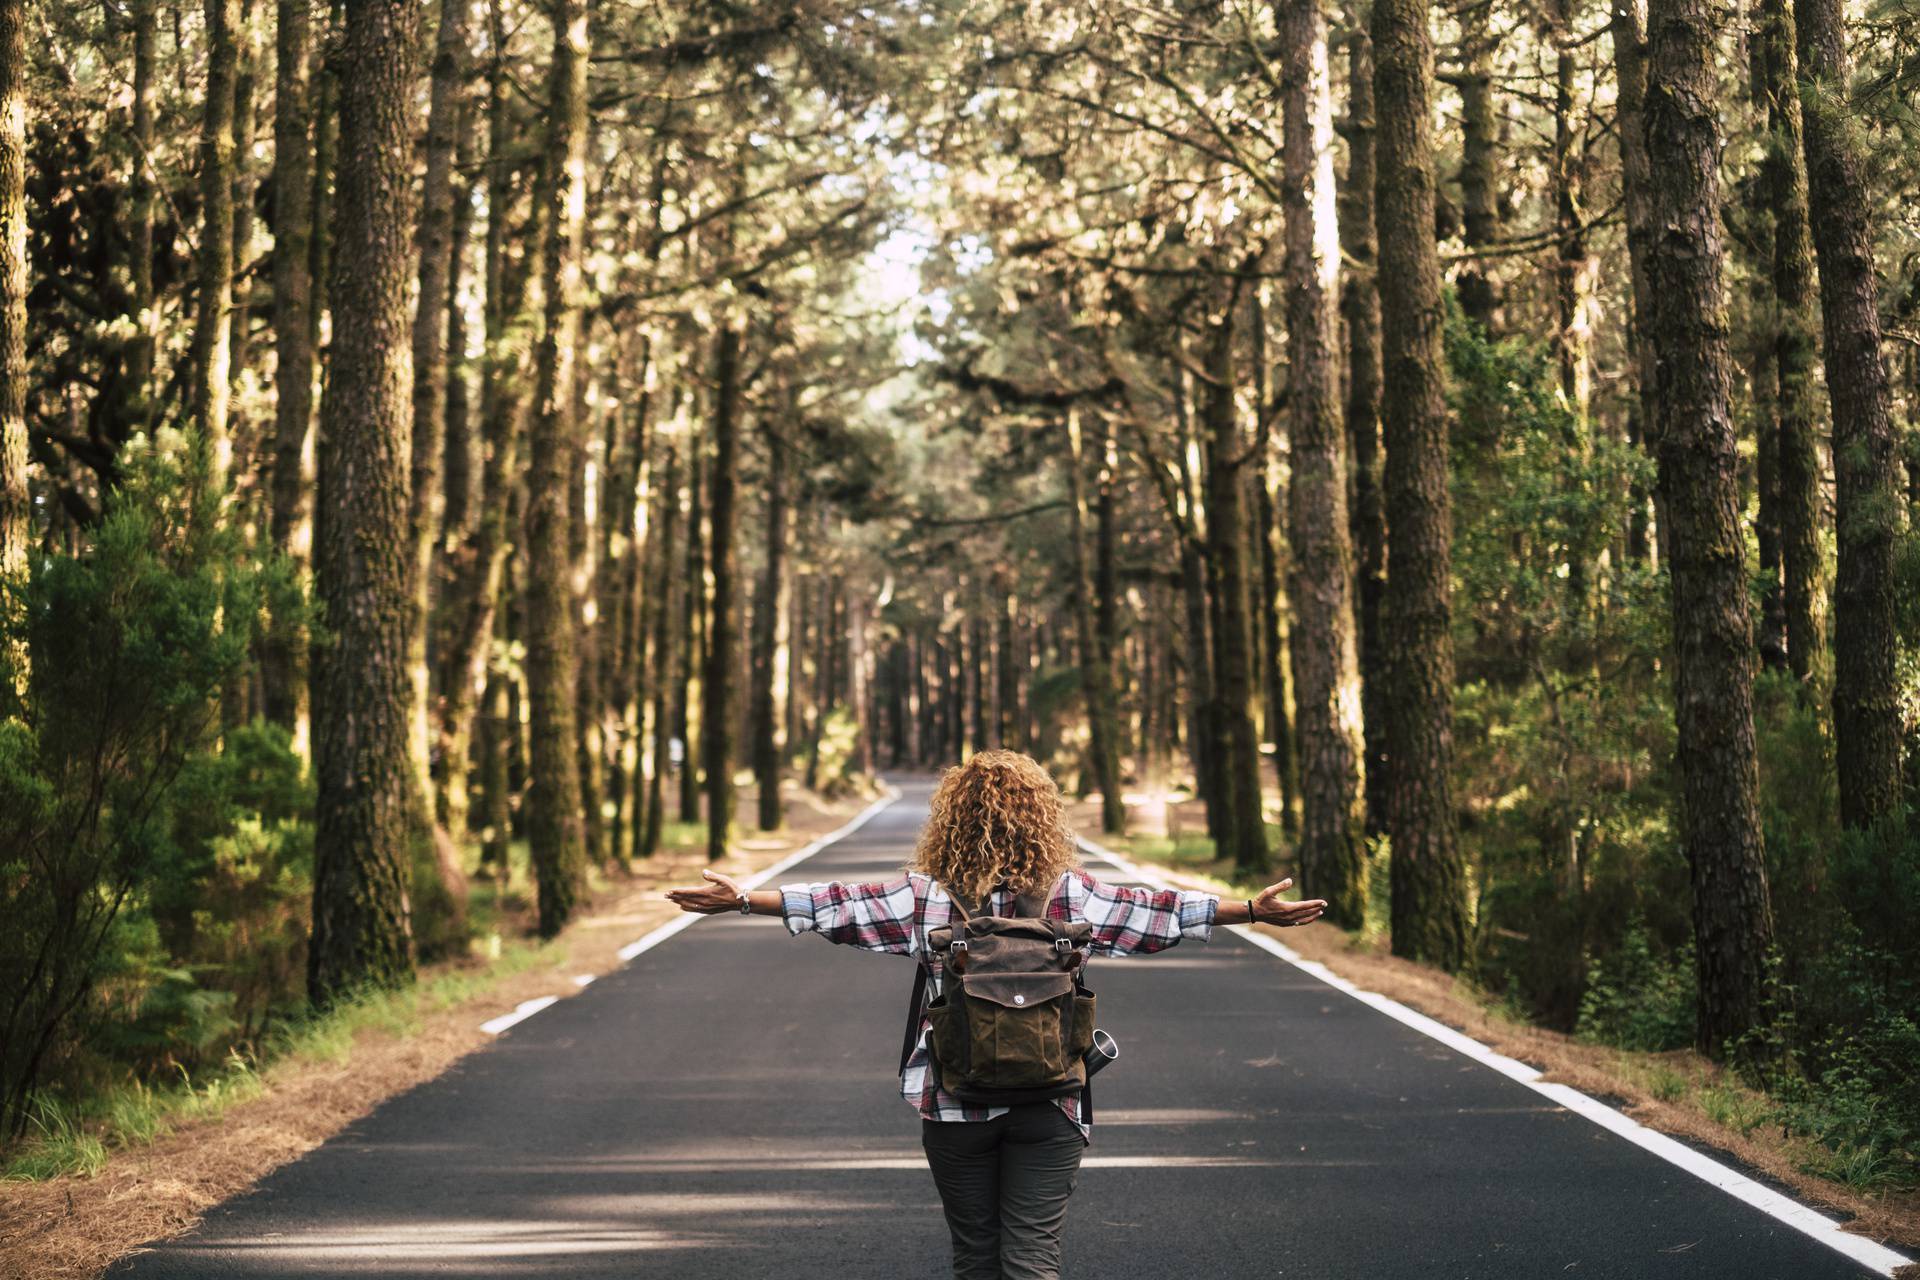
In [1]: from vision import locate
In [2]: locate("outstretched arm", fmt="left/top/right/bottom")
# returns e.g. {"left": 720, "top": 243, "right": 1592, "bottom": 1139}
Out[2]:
{"left": 1216, "top": 877, "right": 1326, "bottom": 927}
{"left": 1075, "top": 870, "right": 1325, "bottom": 956}
{"left": 666, "top": 870, "right": 919, "bottom": 954}
{"left": 666, "top": 870, "right": 781, "bottom": 916}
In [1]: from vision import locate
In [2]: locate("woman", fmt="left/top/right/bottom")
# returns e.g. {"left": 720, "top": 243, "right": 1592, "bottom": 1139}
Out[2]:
{"left": 667, "top": 751, "right": 1325, "bottom": 1280}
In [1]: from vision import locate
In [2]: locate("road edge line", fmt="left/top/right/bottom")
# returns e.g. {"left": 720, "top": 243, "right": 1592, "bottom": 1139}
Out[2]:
{"left": 1077, "top": 834, "right": 1911, "bottom": 1278}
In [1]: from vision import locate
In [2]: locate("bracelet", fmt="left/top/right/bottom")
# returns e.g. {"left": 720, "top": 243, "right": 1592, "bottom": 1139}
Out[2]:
{"left": 1246, "top": 898, "right": 1257, "bottom": 924}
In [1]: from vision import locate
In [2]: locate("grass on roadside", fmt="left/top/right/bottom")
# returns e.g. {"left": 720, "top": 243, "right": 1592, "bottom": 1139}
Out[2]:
{"left": 2, "top": 930, "right": 570, "bottom": 1184}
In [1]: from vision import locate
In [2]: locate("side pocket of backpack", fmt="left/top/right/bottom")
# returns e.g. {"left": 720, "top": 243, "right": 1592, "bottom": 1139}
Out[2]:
{"left": 1070, "top": 988, "right": 1096, "bottom": 1061}
{"left": 926, "top": 993, "right": 968, "bottom": 1088}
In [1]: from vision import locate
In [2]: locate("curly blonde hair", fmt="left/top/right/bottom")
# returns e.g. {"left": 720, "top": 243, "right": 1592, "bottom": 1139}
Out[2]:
{"left": 912, "top": 751, "right": 1080, "bottom": 901}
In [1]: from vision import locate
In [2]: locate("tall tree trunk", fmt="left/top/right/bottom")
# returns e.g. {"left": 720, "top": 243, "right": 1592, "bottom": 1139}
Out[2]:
{"left": 677, "top": 435, "right": 706, "bottom": 821}
{"left": 308, "top": 0, "right": 420, "bottom": 1007}
{"left": 1067, "top": 407, "right": 1125, "bottom": 833}
{"left": 642, "top": 440, "right": 680, "bottom": 856}
{"left": 850, "top": 584, "right": 874, "bottom": 775}
{"left": 1455, "top": 0, "right": 1500, "bottom": 332}
{"left": 443, "top": 7, "right": 534, "bottom": 848}
{"left": 1796, "top": 0, "right": 1905, "bottom": 827}
{"left": 751, "top": 415, "right": 788, "bottom": 831}
{"left": 1374, "top": 0, "right": 1470, "bottom": 969}
{"left": 1341, "top": 4, "right": 1389, "bottom": 841}
{"left": 226, "top": 4, "right": 259, "bottom": 474}
{"left": 408, "top": 0, "right": 471, "bottom": 816}
{"left": 1249, "top": 287, "right": 1298, "bottom": 836}
{"left": 996, "top": 585, "right": 1023, "bottom": 752}
{"left": 308, "top": 0, "right": 338, "bottom": 365}
{"left": 1280, "top": 0, "right": 1366, "bottom": 927}
{"left": 193, "top": 0, "right": 239, "bottom": 490}
{"left": 1203, "top": 292, "right": 1270, "bottom": 875}
{"left": 262, "top": 0, "right": 315, "bottom": 728}
{"left": 1756, "top": 0, "right": 1824, "bottom": 685}
{"left": 1610, "top": 0, "right": 1662, "bottom": 568}
{"left": 1640, "top": 0, "right": 1776, "bottom": 1054}
{"left": 1094, "top": 416, "right": 1127, "bottom": 824}
{"left": 703, "top": 317, "right": 743, "bottom": 861}
{"left": 127, "top": 0, "right": 157, "bottom": 429}
{"left": 0, "top": 0, "right": 23, "bottom": 596}
{"left": 570, "top": 355, "right": 603, "bottom": 867}
{"left": 523, "top": 0, "right": 589, "bottom": 936}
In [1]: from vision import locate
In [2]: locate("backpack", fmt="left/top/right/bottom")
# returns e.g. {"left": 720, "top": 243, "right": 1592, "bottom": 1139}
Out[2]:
{"left": 899, "top": 881, "right": 1098, "bottom": 1110}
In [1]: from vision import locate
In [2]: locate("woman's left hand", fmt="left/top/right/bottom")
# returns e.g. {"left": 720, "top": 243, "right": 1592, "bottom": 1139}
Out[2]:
{"left": 1250, "top": 878, "right": 1327, "bottom": 927}
{"left": 665, "top": 869, "right": 746, "bottom": 914}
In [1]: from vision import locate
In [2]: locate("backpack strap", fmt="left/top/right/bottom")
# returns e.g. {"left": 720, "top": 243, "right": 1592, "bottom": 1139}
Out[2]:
{"left": 899, "top": 961, "right": 929, "bottom": 1075}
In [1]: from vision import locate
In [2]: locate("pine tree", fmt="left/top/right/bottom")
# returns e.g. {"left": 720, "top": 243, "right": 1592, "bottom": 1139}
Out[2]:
{"left": 1374, "top": 0, "right": 1470, "bottom": 969}
{"left": 308, "top": 0, "right": 422, "bottom": 1007}
{"left": 1639, "top": 0, "right": 1776, "bottom": 1054}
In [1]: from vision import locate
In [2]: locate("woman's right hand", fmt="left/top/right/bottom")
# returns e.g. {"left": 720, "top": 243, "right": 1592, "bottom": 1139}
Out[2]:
{"left": 665, "top": 869, "right": 746, "bottom": 914}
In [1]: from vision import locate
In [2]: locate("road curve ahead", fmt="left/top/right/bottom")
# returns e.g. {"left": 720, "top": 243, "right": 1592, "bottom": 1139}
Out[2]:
{"left": 113, "top": 780, "right": 1904, "bottom": 1279}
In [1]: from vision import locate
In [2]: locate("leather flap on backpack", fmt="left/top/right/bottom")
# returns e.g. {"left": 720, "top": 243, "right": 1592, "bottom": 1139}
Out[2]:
{"left": 961, "top": 970, "right": 1074, "bottom": 1008}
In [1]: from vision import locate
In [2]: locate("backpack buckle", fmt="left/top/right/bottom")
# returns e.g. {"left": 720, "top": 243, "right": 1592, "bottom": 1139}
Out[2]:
{"left": 949, "top": 939, "right": 969, "bottom": 955}
{"left": 1054, "top": 937, "right": 1074, "bottom": 953}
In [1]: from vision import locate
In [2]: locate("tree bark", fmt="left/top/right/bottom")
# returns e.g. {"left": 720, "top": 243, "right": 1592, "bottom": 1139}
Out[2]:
{"left": 0, "top": 0, "right": 24, "bottom": 594}
{"left": 523, "top": 0, "right": 590, "bottom": 936}
{"left": 1640, "top": 0, "right": 1776, "bottom": 1054}
{"left": 262, "top": 0, "right": 315, "bottom": 728}
{"left": 1610, "top": 0, "right": 1662, "bottom": 568}
{"left": 642, "top": 439, "right": 680, "bottom": 856}
{"left": 676, "top": 437, "right": 706, "bottom": 820}
{"left": 1341, "top": 6, "right": 1389, "bottom": 841}
{"left": 1455, "top": 0, "right": 1500, "bottom": 331}
{"left": 1067, "top": 407, "right": 1125, "bottom": 833}
{"left": 407, "top": 0, "right": 471, "bottom": 814}
{"left": 1203, "top": 292, "right": 1270, "bottom": 875}
{"left": 751, "top": 414, "right": 788, "bottom": 831}
{"left": 1280, "top": 0, "right": 1367, "bottom": 927}
{"left": 1756, "top": 0, "right": 1825, "bottom": 685}
{"left": 1374, "top": 0, "right": 1471, "bottom": 968}
{"left": 442, "top": 6, "right": 534, "bottom": 847}
{"left": 193, "top": 0, "right": 239, "bottom": 489}
{"left": 308, "top": 0, "right": 420, "bottom": 1007}
{"left": 1796, "top": 0, "right": 1905, "bottom": 827}
{"left": 570, "top": 353, "right": 603, "bottom": 867}
{"left": 127, "top": 0, "right": 157, "bottom": 430}
{"left": 703, "top": 317, "right": 743, "bottom": 860}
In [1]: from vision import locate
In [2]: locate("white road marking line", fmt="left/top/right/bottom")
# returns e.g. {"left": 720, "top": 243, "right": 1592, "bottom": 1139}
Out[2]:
{"left": 573, "top": 974, "right": 596, "bottom": 987}
{"left": 476, "top": 787, "right": 901, "bottom": 1034}
{"left": 479, "top": 996, "right": 558, "bottom": 1036}
{"left": 1077, "top": 834, "right": 1911, "bottom": 1279}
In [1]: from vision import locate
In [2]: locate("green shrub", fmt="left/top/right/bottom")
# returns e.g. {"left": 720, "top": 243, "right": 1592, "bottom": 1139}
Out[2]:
{"left": 0, "top": 437, "right": 260, "bottom": 1139}
{"left": 1575, "top": 919, "right": 1697, "bottom": 1052}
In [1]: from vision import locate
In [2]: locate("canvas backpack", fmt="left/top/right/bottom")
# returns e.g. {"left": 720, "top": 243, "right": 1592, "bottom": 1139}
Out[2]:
{"left": 898, "top": 881, "right": 1098, "bottom": 1109}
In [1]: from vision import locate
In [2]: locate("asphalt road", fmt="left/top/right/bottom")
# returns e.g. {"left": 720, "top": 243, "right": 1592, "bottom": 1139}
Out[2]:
{"left": 113, "top": 781, "right": 1901, "bottom": 1279}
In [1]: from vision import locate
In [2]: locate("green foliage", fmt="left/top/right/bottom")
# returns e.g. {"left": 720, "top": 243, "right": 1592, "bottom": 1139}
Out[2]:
{"left": 0, "top": 437, "right": 263, "bottom": 1138}
{"left": 1443, "top": 302, "right": 1683, "bottom": 1028}
{"left": 1746, "top": 816, "right": 1920, "bottom": 1188}
{"left": 1575, "top": 920, "right": 1697, "bottom": 1052}
{"left": 809, "top": 704, "right": 867, "bottom": 796}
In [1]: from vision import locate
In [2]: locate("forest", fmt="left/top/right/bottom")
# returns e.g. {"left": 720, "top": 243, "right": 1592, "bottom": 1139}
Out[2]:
{"left": 1, "top": 0, "right": 1918, "bottom": 1212}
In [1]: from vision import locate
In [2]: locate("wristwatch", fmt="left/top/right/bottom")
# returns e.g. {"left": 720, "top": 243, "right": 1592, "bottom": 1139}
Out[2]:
{"left": 738, "top": 891, "right": 753, "bottom": 915}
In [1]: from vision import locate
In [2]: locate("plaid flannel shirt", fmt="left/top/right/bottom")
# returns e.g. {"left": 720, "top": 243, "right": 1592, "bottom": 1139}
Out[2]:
{"left": 780, "top": 868, "right": 1217, "bottom": 1136}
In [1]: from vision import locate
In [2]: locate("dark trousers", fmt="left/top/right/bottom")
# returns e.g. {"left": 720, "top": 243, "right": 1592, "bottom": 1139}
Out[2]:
{"left": 921, "top": 1103, "right": 1086, "bottom": 1280}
